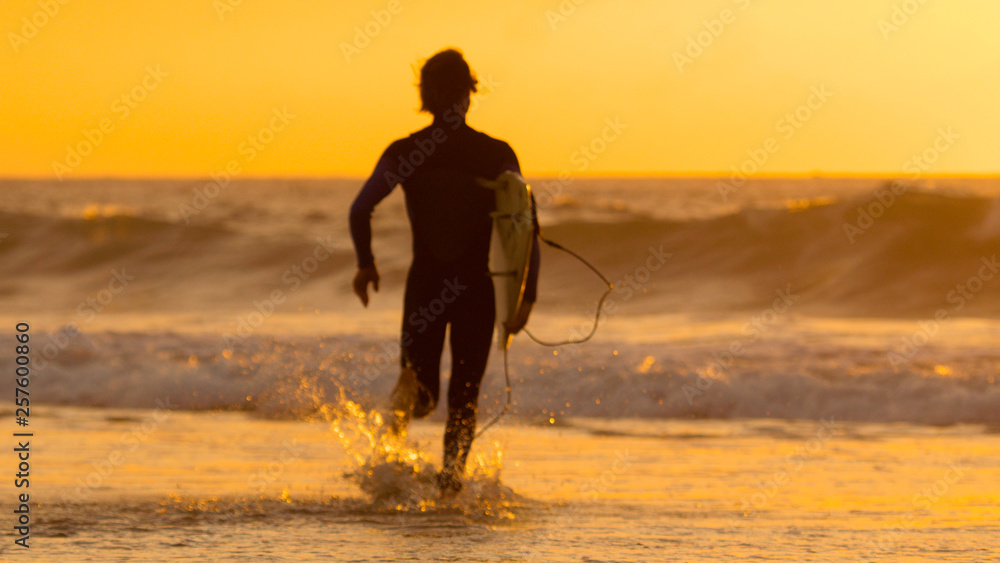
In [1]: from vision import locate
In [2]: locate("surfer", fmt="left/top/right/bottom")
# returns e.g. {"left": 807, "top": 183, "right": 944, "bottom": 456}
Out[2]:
{"left": 349, "top": 48, "right": 522, "bottom": 495}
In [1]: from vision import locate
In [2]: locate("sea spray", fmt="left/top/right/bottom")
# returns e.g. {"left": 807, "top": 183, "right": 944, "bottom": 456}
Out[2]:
{"left": 321, "top": 391, "right": 521, "bottom": 518}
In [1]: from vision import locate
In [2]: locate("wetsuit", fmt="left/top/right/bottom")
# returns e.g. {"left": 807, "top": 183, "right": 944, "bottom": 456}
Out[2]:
{"left": 349, "top": 117, "right": 520, "bottom": 472}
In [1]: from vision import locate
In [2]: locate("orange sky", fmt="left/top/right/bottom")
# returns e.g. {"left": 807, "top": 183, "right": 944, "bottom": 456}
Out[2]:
{"left": 2, "top": 0, "right": 998, "bottom": 178}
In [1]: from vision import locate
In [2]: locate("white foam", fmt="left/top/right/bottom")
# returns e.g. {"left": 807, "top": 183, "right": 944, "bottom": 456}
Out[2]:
{"left": 7, "top": 326, "right": 998, "bottom": 426}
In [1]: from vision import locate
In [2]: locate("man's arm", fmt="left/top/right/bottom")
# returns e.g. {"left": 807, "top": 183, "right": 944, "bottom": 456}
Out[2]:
{"left": 350, "top": 145, "right": 401, "bottom": 269}
{"left": 501, "top": 142, "right": 521, "bottom": 176}
{"left": 349, "top": 144, "right": 401, "bottom": 306}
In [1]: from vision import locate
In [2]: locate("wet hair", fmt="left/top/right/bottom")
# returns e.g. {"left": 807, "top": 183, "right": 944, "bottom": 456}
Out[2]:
{"left": 419, "top": 48, "right": 478, "bottom": 117}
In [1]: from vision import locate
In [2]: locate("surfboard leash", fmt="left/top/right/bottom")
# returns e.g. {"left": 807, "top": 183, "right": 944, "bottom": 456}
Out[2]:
{"left": 475, "top": 235, "right": 613, "bottom": 439}
{"left": 474, "top": 342, "right": 511, "bottom": 438}
{"left": 523, "top": 235, "right": 614, "bottom": 346}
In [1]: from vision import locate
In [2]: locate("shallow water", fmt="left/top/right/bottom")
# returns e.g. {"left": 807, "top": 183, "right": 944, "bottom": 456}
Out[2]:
{"left": 6, "top": 406, "right": 998, "bottom": 562}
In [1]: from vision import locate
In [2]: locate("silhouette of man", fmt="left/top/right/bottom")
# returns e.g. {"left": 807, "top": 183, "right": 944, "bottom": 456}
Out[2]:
{"left": 349, "top": 48, "right": 521, "bottom": 495}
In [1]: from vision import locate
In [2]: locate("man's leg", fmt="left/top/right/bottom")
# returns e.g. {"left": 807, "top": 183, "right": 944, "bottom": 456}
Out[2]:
{"left": 391, "top": 274, "right": 448, "bottom": 435}
{"left": 439, "top": 277, "right": 495, "bottom": 493}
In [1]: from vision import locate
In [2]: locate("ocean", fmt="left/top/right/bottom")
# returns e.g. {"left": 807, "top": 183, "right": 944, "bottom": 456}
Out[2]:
{"left": 1, "top": 177, "right": 998, "bottom": 561}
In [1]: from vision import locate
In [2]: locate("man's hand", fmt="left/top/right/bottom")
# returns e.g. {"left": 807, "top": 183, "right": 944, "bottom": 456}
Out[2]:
{"left": 353, "top": 266, "right": 380, "bottom": 307}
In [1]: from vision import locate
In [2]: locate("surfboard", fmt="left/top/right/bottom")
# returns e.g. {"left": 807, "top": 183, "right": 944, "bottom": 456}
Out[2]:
{"left": 478, "top": 171, "right": 537, "bottom": 349}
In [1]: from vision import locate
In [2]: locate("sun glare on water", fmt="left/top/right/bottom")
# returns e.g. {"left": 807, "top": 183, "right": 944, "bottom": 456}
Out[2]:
{"left": 320, "top": 392, "right": 520, "bottom": 520}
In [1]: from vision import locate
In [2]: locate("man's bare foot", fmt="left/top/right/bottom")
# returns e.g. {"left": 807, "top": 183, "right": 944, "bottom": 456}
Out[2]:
{"left": 389, "top": 368, "right": 418, "bottom": 437}
{"left": 437, "top": 468, "right": 463, "bottom": 498}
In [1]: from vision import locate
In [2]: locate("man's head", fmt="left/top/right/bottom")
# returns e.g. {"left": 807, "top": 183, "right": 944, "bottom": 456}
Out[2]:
{"left": 419, "top": 48, "right": 478, "bottom": 119}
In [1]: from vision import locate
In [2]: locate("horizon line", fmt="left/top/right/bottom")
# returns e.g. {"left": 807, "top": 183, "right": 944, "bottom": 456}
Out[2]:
{"left": 1, "top": 172, "right": 998, "bottom": 182}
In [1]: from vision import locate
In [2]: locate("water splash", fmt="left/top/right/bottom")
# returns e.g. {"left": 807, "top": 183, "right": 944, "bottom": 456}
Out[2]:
{"left": 321, "top": 391, "right": 523, "bottom": 520}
